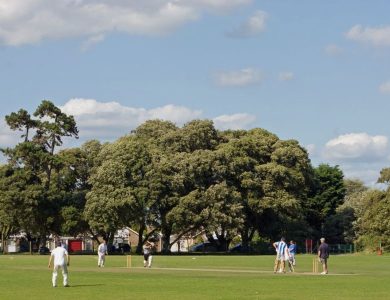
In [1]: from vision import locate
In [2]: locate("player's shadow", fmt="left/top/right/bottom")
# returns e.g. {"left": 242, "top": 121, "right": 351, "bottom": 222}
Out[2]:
{"left": 70, "top": 284, "right": 105, "bottom": 288}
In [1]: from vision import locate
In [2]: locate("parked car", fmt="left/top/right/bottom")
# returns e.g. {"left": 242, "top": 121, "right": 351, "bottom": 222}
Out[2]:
{"left": 190, "top": 242, "right": 218, "bottom": 252}
{"left": 118, "top": 244, "right": 131, "bottom": 253}
{"left": 228, "top": 243, "right": 254, "bottom": 253}
{"left": 109, "top": 244, "right": 131, "bottom": 254}
{"left": 38, "top": 246, "right": 50, "bottom": 255}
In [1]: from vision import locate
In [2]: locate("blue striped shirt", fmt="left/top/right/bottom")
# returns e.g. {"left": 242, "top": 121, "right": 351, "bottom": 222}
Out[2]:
{"left": 276, "top": 241, "right": 287, "bottom": 256}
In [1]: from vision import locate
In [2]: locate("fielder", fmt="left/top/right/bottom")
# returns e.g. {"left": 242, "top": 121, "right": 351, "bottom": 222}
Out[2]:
{"left": 97, "top": 240, "right": 108, "bottom": 267}
{"left": 48, "top": 241, "right": 70, "bottom": 287}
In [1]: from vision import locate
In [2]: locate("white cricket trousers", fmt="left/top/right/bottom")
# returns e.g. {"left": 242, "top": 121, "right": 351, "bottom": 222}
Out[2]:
{"left": 98, "top": 253, "right": 106, "bottom": 267}
{"left": 144, "top": 255, "right": 152, "bottom": 267}
{"left": 52, "top": 264, "right": 68, "bottom": 287}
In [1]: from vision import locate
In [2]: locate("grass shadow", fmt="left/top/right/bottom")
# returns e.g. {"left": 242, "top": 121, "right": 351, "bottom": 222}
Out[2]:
{"left": 69, "top": 284, "right": 105, "bottom": 288}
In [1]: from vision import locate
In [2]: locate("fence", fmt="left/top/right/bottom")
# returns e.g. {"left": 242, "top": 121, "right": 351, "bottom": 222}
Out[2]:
{"left": 328, "top": 244, "right": 354, "bottom": 254}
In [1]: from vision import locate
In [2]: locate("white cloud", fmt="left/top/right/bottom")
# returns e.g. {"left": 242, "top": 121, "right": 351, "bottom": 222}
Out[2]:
{"left": 186, "top": 0, "right": 252, "bottom": 11}
{"left": 81, "top": 34, "right": 105, "bottom": 52}
{"left": 213, "top": 113, "right": 256, "bottom": 130}
{"left": 1, "top": 98, "right": 258, "bottom": 147}
{"left": 324, "top": 133, "right": 389, "bottom": 162}
{"left": 227, "top": 10, "right": 267, "bottom": 38}
{"left": 346, "top": 25, "right": 390, "bottom": 47}
{"left": 309, "top": 134, "right": 390, "bottom": 186}
{"left": 0, "top": 119, "right": 20, "bottom": 148}
{"left": 278, "top": 71, "right": 294, "bottom": 81}
{"left": 61, "top": 98, "right": 257, "bottom": 139}
{"left": 341, "top": 166, "right": 383, "bottom": 187}
{"left": 147, "top": 104, "right": 203, "bottom": 122}
{"left": 0, "top": 0, "right": 251, "bottom": 46}
{"left": 60, "top": 98, "right": 203, "bottom": 140}
{"left": 379, "top": 80, "right": 390, "bottom": 94}
{"left": 305, "top": 144, "right": 316, "bottom": 157}
{"left": 215, "top": 68, "right": 263, "bottom": 87}
{"left": 0, "top": 119, "right": 21, "bottom": 163}
{"left": 325, "top": 44, "right": 344, "bottom": 56}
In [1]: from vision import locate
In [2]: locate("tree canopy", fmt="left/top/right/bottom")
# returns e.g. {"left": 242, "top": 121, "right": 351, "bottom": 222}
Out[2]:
{"left": 3, "top": 101, "right": 390, "bottom": 253}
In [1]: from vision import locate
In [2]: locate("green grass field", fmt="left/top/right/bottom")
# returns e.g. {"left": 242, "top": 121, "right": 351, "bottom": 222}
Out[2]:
{"left": 0, "top": 253, "right": 389, "bottom": 300}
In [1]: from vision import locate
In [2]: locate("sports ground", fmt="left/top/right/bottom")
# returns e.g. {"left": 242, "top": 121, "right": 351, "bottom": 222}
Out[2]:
{"left": 0, "top": 254, "right": 389, "bottom": 300}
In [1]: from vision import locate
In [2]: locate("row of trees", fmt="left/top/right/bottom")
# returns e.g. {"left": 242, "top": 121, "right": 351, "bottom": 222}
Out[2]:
{"left": 0, "top": 101, "right": 389, "bottom": 253}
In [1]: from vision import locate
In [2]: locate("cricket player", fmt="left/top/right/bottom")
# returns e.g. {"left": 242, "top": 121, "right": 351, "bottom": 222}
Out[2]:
{"left": 48, "top": 241, "right": 70, "bottom": 287}
{"left": 318, "top": 237, "right": 329, "bottom": 274}
{"left": 143, "top": 241, "right": 154, "bottom": 268}
{"left": 97, "top": 240, "right": 108, "bottom": 267}
{"left": 288, "top": 240, "right": 297, "bottom": 266}
{"left": 273, "top": 237, "right": 288, "bottom": 273}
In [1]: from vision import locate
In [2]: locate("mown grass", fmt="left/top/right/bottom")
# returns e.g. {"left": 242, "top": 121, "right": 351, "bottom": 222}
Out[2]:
{"left": 0, "top": 253, "right": 389, "bottom": 300}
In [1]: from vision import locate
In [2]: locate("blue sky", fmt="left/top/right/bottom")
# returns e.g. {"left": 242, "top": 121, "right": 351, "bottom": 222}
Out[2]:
{"left": 1, "top": 0, "right": 390, "bottom": 185}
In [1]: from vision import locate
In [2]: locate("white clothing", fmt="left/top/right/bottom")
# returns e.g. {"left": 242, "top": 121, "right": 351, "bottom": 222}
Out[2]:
{"left": 143, "top": 244, "right": 153, "bottom": 267}
{"left": 50, "top": 246, "right": 69, "bottom": 287}
{"left": 98, "top": 253, "right": 106, "bottom": 267}
{"left": 280, "top": 251, "right": 289, "bottom": 261}
{"left": 98, "top": 243, "right": 107, "bottom": 254}
{"left": 144, "top": 255, "right": 153, "bottom": 268}
{"left": 51, "top": 246, "right": 68, "bottom": 266}
{"left": 274, "top": 241, "right": 289, "bottom": 261}
{"left": 53, "top": 264, "right": 68, "bottom": 287}
{"left": 143, "top": 246, "right": 150, "bottom": 255}
{"left": 98, "top": 243, "right": 107, "bottom": 267}
{"left": 289, "top": 253, "right": 296, "bottom": 265}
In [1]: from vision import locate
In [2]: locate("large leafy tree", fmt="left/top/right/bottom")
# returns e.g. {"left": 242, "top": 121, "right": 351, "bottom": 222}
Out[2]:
{"left": 132, "top": 119, "right": 222, "bottom": 253}
{"left": 353, "top": 169, "right": 390, "bottom": 251}
{"left": 255, "top": 139, "right": 313, "bottom": 241}
{"left": 0, "top": 166, "right": 44, "bottom": 253}
{"left": 85, "top": 120, "right": 181, "bottom": 252}
{"left": 156, "top": 120, "right": 223, "bottom": 252}
{"left": 358, "top": 189, "right": 390, "bottom": 251}
{"left": 168, "top": 150, "right": 244, "bottom": 251}
{"left": 305, "top": 164, "right": 346, "bottom": 238}
{"left": 85, "top": 136, "right": 157, "bottom": 251}
{"left": 214, "top": 129, "right": 312, "bottom": 250}
{"left": 212, "top": 129, "right": 272, "bottom": 249}
{"left": 161, "top": 126, "right": 313, "bottom": 252}
{"left": 322, "top": 179, "right": 368, "bottom": 244}
{"left": 2, "top": 100, "right": 79, "bottom": 246}
{"left": 55, "top": 141, "right": 103, "bottom": 237}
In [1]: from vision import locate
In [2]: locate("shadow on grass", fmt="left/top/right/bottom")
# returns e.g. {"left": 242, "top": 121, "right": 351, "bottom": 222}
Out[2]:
{"left": 69, "top": 284, "right": 105, "bottom": 288}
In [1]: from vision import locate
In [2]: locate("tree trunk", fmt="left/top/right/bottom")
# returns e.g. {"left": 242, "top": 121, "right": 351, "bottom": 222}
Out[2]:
{"left": 215, "top": 232, "right": 230, "bottom": 252}
{"left": 39, "top": 233, "right": 47, "bottom": 248}
{"left": 161, "top": 232, "right": 171, "bottom": 254}
{"left": 240, "top": 226, "right": 250, "bottom": 252}
{"left": 160, "top": 213, "right": 172, "bottom": 254}
{"left": 160, "top": 219, "right": 172, "bottom": 254}
{"left": 168, "top": 227, "right": 196, "bottom": 249}
{"left": 1, "top": 231, "right": 5, "bottom": 254}
{"left": 136, "top": 224, "right": 146, "bottom": 254}
{"left": 108, "top": 231, "right": 115, "bottom": 249}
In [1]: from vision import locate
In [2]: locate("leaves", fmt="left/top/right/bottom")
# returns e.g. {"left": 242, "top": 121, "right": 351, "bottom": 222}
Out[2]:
{"left": 5, "top": 106, "right": 374, "bottom": 252}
